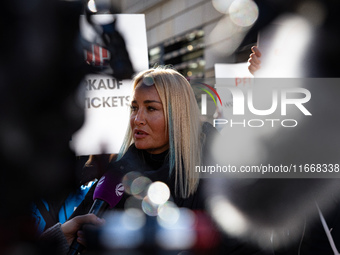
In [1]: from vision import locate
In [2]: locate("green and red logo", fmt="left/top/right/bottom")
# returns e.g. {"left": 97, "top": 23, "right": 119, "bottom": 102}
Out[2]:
{"left": 197, "top": 82, "right": 222, "bottom": 115}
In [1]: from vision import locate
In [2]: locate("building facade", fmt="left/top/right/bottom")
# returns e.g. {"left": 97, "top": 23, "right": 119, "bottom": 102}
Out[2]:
{"left": 119, "top": 0, "right": 257, "bottom": 78}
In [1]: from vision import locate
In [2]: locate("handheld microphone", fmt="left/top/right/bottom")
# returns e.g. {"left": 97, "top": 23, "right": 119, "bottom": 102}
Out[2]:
{"left": 67, "top": 169, "right": 124, "bottom": 255}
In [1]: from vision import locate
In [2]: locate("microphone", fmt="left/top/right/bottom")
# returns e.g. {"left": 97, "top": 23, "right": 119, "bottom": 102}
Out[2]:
{"left": 67, "top": 169, "right": 124, "bottom": 255}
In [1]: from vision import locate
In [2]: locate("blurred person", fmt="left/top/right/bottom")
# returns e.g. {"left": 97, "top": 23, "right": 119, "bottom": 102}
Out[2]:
{"left": 30, "top": 154, "right": 113, "bottom": 235}
{"left": 31, "top": 182, "right": 94, "bottom": 235}
{"left": 70, "top": 66, "right": 271, "bottom": 254}
{"left": 32, "top": 154, "right": 114, "bottom": 255}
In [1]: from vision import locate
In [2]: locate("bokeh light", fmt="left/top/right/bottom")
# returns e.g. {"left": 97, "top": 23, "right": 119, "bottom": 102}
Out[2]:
{"left": 229, "top": 0, "right": 259, "bottom": 27}
{"left": 212, "top": 0, "right": 234, "bottom": 14}
{"left": 156, "top": 208, "right": 196, "bottom": 250}
{"left": 206, "top": 15, "right": 248, "bottom": 58}
{"left": 87, "top": 0, "right": 97, "bottom": 13}
{"left": 122, "top": 171, "right": 142, "bottom": 195}
{"left": 124, "top": 196, "right": 142, "bottom": 210}
{"left": 143, "top": 76, "right": 154, "bottom": 86}
{"left": 147, "top": 181, "right": 170, "bottom": 205}
{"left": 157, "top": 201, "right": 180, "bottom": 227}
{"left": 208, "top": 195, "right": 248, "bottom": 237}
{"left": 142, "top": 196, "right": 159, "bottom": 216}
{"left": 122, "top": 208, "right": 146, "bottom": 231}
{"left": 101, "top": 209, "right": 145, "bottom": 249}
{"left": 131, "top": 176, "right": 152, "bottom": 199}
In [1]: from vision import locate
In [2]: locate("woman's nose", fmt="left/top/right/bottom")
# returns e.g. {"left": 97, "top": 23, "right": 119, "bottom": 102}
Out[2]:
{"left": 134, "top": 109, "right": 146, "bottom": 126}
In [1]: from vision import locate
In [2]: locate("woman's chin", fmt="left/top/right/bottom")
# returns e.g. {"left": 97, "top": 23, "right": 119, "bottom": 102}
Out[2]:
{"left": 134, "top": 142, "right": 148, "bottom": 150}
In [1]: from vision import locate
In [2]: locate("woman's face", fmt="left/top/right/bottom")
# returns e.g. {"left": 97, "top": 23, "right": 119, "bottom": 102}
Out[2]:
{"left": 130, "top": 82, "right": 169, "bottom": 154}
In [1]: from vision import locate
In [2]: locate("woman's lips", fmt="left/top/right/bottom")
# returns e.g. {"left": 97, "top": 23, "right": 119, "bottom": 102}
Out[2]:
{"left": 134, "top": 129, "right": 149, "bottom": 139}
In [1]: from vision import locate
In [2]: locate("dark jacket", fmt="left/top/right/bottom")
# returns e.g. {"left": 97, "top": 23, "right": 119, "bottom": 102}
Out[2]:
{"left": 71, "top": 122, "right": 218, "bottom": 216}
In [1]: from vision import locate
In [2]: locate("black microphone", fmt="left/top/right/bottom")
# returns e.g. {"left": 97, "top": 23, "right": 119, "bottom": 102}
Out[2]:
{"left": 67, "top": 169, "right": 124, "bottom": 255}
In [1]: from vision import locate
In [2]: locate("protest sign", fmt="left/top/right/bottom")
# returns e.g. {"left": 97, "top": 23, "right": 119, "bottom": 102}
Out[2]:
{"left": 71, "top": 14, "right": 149, "bottom": 156}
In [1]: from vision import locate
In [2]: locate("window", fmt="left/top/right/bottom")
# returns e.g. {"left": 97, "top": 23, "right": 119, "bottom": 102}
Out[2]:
{"left": 148, "top": 29, "right": 205, "bottom": 78}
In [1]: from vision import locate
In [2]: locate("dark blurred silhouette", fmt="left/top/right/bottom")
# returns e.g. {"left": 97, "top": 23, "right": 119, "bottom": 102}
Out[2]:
{"left": 0, "top": 0, "right": 133, "bottom": 254}
{"left": 0, "top": 1, "right": 85, "bottom": 253}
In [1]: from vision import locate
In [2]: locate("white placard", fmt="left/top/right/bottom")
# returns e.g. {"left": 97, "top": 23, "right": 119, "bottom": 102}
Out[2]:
{"left": 214, "top": 63, "right": 253, "bottom": 122}
{"left": 70, "top": 14, "right": 149, "bottom": 156}
{"left": 215, "top": 62, "right": 252, "bottom": 80}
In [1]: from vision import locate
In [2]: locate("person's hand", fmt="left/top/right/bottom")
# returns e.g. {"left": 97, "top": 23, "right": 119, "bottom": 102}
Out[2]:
{"left": 61, "top": 214, "right": 105, "bottom": 246}
{"left": 248, "top": 46, "right": 262, "bottom": 75}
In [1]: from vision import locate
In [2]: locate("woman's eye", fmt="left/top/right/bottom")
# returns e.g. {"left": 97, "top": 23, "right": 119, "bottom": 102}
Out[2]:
{"left": 147, "top": 106, "right": 156, "bottom": 111}
{"left": 130, "top": 105, "right": 138, "bottom": 111}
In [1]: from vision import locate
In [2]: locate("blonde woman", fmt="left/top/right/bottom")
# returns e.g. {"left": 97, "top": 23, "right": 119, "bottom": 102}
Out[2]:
{"left": 118, "top": 67, "right": 203, "bottom": 200}
{"left": 72, "top": 66, "right": 217, "bottom": 214}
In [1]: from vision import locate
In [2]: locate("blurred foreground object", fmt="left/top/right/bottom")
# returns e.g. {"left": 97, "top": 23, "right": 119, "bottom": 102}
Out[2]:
{"left": 83, "top": 208, "right": 220, "bottom": 254}
{"left": 204, "top": 0, "right": 340, "bottom": 253}
{"left": 0, "top": 0, "right": 134, "bottom": 253}
{"left": 0, "top": 1, "right": 85, "bottom": 253}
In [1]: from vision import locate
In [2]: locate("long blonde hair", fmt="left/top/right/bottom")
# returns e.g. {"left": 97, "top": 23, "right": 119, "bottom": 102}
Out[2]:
{"left": 119, "top": 66, "right": 202, "bottom": 198}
